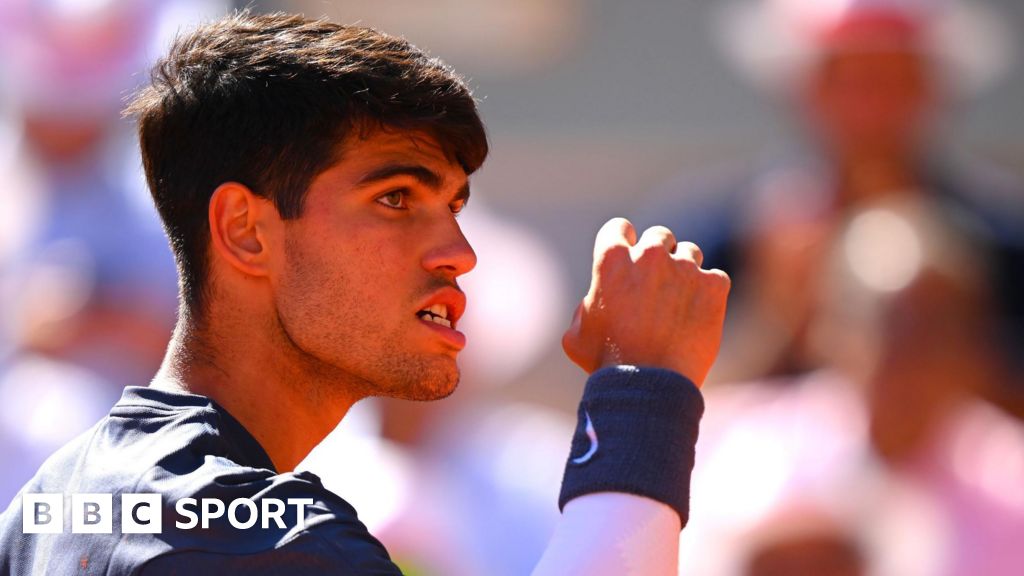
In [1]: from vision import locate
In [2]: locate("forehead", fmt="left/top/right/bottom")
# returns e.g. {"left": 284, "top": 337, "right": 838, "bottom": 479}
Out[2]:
{"left": 818, "top": 49, "right": 925, "bottom": 75}
{"left": 300, "top": 128, "right": 469, "bottom": 215}
{"left": 332, "top": 128, "right": 464, "bottom": 177}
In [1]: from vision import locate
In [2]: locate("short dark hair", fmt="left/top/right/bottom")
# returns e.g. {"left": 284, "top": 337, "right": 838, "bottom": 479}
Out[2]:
{"left": 125, "top": 12, "right": 488, "bottom": 318}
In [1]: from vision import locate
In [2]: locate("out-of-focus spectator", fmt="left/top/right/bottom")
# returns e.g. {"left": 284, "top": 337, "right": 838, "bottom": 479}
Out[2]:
{"left": 741, "top": 504, "right": 867, "bottom": 576}
{"left": 632, "top": 1, "right": 1024, "bottom": 574}
{"left": 637, "top": 0, "right": 1024, "bottom": 411}
{"left": 682, "top": 199, "right": 1024, "bottom": 576}
{"left": 0, "top": 0, "right": 226, "bottom": 502}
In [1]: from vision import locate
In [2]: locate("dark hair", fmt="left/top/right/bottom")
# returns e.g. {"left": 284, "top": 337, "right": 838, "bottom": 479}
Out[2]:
{"left": 125, "top": 12, "right": 488, "bottom": 318}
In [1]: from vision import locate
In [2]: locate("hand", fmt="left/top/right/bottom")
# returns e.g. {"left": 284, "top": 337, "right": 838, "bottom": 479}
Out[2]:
{"left": 562, "top": 218, "right": 730, "bottom": 386}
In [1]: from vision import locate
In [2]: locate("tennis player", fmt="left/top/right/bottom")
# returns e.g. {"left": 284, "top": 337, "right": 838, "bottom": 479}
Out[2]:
{"left": 0, "top": 12, "right": 728, "bottom": 575}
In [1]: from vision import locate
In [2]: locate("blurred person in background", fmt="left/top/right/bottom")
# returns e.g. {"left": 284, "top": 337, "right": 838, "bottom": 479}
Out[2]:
{"left": 632, "top": 1, "right": 1024, "bottom": 573}
{"left": 0, "top": 0, "right": 225, "bottom": 501}
{"left": 740, "top": 504, "right": 867, "bottom": 576}
{"left": 680, "top": 198, "right": 1024, "bottom": 576}
{"left": 638, "top": 0, "right": 1024, "bottom": 410}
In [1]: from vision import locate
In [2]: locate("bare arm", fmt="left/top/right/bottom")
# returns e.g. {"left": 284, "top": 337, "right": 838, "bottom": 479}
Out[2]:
{"left": 533, "top": 494, "right": 680, "bottom": 576}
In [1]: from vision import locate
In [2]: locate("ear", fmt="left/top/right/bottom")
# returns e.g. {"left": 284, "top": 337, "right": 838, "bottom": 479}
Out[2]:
{"left": 208, "top": 182, "right": 277, "bottom": 278}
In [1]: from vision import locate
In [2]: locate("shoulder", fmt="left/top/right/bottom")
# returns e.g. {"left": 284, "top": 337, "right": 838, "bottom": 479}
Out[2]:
{"left": 931, "top": 153, "right": 1024, "bottom": 244}
{"left": 113, "top": 469, "right": 397, "bottom": 574}
{"left": 136, "top": 518, "right": 401, "bottom": 575}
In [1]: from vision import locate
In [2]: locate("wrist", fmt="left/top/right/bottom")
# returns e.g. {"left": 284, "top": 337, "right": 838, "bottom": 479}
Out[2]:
{"left": 559, "top": 365, "right": 705, "bottom": 528}
{"left": 596, "top": 357, "right": 705, "bottom": 388}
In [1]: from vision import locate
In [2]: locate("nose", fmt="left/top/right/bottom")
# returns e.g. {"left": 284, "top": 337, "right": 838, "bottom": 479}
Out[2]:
{"left": 421, "top": 218, "right": 477, "bottom": 278}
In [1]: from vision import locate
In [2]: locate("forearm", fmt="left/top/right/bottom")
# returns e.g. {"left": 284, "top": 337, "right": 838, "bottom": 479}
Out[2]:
{"left": 532, "top": 493, "right": 680, "bottom": 576}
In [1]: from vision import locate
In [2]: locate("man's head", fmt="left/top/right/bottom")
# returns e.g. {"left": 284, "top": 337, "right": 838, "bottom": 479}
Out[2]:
{"left": 127, "top": 12, "right": 487, "bottom": 400}
{"left": 800, "top": 12, "right": 935, "bottom": 160}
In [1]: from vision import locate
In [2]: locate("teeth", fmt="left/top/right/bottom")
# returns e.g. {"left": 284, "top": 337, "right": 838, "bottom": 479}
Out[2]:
{"left": 418, "top": 304, "right": 453, "bottom": 328}
{"left": 429, "top": 304, "right": 448, "bottom": 319}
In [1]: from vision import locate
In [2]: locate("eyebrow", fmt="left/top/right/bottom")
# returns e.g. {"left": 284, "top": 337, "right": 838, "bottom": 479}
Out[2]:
{"left": 355, "top": 163, "right": 471, "bottom": 202}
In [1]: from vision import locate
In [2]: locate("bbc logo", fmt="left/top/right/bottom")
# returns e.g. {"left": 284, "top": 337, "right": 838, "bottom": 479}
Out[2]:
{"left": 23, "top": 493, "right": 162, "bottom": 534}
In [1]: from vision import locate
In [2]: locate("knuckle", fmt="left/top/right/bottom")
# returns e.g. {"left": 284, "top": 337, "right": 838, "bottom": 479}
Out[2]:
{"left": 715, "top": 269, "right": 732, "bottom": 290}
{"left": 704, "top": 268, "right": 732, "bottom": 293}
{"left": 607, "top": 216, "right": 632, "bottom": 229}
{"left": 676, "top": 256, "right": 700, "bottom": 274}
{"left": 642, "top": 227, "right": 676, "bottom": 252}
{"left": 678, "top": 240, "right": 703, "bottom": 258}
{"left": 601, "top": 217, "right": 635, "bottom": 240}
{"left": 635, "top": 242, "right": 670, "bottom": 265}
{"left": 643, "top": 225, "right": 675, "bottom": 241}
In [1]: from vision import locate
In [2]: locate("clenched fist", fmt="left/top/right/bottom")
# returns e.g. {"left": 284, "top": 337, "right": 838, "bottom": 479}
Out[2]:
{"left": 562, "top": 218, "right": 731, "bottom": 386}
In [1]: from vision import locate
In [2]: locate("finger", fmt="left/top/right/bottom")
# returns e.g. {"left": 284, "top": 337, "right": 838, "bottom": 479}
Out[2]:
{"left": 562, "top": 303, "right": 593, "bottom": 372}
{"left": 633, "top": 225, "right": 677, "bottom": 259}
{"left": 702, "top": 267, "right": 731, "bottom": 291}
{"left": 674, "top": 241, "right": 704, "bottom": 268}
{"left": 593, "top": 217, "right": 638, "bottom": 262}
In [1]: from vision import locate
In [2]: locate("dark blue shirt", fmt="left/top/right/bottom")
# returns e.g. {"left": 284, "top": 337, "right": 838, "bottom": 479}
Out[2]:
{"left": 1, "top": 367, "right": 704, "bottom": 575}
{"left": 0, "top": 386, "right": 402, "bottom": 575}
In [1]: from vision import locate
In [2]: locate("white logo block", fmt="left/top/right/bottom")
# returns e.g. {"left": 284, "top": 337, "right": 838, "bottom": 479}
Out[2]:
{"left": 23, "top": 493, "right": 63, "bottom": 534}
{"left": 122, "top": 494, "right": 162, "bottom": 534}
{"left": 72, "top": 494, "right": 112, "bottom": 534}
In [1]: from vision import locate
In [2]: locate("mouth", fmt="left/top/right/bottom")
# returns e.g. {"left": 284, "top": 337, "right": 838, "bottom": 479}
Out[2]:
{"left": 416, "top": 287, "right": 465, "bottom": 327}
{"left": 415, "top": 288, "right": 467, "bottom": 350}
{"left": 416, "top": 303, "right": 454, "bottom": 328}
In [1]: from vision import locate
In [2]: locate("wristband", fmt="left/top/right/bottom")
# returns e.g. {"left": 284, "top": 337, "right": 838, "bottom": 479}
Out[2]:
{"left": 558, "top": 365, "right": 704, "bottom": 528}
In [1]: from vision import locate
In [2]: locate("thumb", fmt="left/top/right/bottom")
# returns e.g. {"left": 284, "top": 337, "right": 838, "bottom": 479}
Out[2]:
{"left": 561, "top": 302, "right": 590, "bottom": 371}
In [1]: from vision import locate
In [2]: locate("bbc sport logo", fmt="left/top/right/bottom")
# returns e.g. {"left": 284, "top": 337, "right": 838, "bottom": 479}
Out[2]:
{"left": 22, "top": 493, "right": 315, "bottom": 534}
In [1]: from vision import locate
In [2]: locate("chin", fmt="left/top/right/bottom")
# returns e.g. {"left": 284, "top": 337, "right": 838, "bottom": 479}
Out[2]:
{"left": 415, "top": 360, "right": 461, "bottom": 401}
{"left": 378, "top": 355, "right": 460, "bottom": 402}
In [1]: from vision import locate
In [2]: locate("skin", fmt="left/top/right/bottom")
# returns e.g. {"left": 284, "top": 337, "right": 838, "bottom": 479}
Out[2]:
{"left": 153, "top": 129, "right": 475, "bottom": 472}
{"left": 803, "top": 49, "right": 934, "bottom": 204}
{"left": 151, "top": 129, "right": 730, "bottom": 474}
{"left": 720, "top": 46, "right": 937, "bottom": 381}
{"left": 563, "top": 219, "right": 731, "bottom": 386}
{"left": 747, "top": 536, "right": 864, "bottom": 576}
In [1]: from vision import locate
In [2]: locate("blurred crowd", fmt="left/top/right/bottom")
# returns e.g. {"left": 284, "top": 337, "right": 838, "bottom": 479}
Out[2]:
{"left": 0, "top": 0, "right": 186, "bottom": 498}
{"left": 642, "top": 1, "right": 1024, "bottom": 575}
{"left": 1, "top": 1, "right": 1021, "bottom": 575}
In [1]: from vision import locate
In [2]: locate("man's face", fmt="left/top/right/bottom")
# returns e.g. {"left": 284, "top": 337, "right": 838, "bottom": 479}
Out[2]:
{"left": 805, "top": 48, "right": 933, "bottom": 156}
{"left": 272, "top": 129, "right": 476, "bottom": 401}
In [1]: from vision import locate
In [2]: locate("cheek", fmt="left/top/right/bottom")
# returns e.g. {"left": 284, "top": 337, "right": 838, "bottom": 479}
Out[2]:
{"left": 278, "top": 227, "right": 408, "bottom": 334}
{"left": 275, "top": 232, "right": 350, "bottom": 344}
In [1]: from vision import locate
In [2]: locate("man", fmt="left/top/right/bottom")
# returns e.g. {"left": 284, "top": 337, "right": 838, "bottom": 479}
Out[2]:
{"left": 0, "top": 12, "right": 729, "bottom": 575}
{"left": 640, "top": 0, "right": 1024, "bottom": 395}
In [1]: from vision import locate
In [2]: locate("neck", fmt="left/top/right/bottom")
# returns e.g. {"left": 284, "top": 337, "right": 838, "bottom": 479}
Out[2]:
{"left": 151, "top": 312, "right": 358, "bottom": 472}
{"left": 834, "top": 147, "right": 920, "bottom": 205}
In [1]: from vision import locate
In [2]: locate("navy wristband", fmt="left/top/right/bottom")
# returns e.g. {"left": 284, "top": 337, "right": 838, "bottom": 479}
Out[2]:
{"left": 557, "top": 365, "right": 704, "bottom": 528}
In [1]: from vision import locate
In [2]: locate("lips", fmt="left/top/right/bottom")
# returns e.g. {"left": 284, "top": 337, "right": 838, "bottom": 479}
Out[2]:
{"left": 415, "top": 287, "right": 466, "bottom": 330}
{"left": 415, "top": 287, "right": 467, "bottom": 349}
{"left": 417, "top": 303, "right": 453, "bottom": 327}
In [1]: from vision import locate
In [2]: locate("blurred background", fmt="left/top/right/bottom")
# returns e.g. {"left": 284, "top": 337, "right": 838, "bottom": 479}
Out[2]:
{"left": 1, "top": 0, "right": 1022, "bottom": 574}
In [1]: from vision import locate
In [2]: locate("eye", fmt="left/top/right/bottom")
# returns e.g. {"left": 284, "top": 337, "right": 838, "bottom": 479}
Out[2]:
{"left": 376, "top": 190, "right": 407, "bottom": 210}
